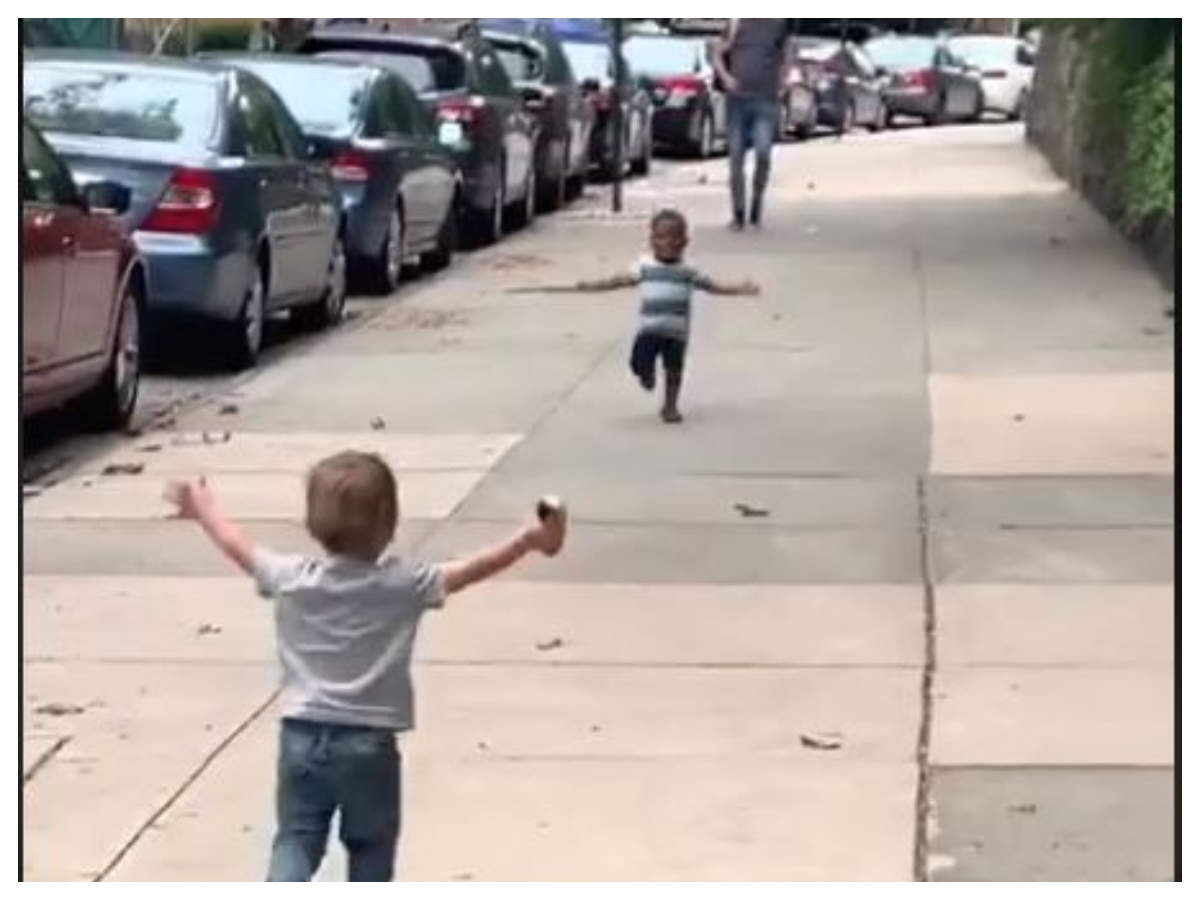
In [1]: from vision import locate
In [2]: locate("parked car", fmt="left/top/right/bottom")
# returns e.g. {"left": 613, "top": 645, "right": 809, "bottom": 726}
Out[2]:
{"left": 23, "top": 52, "right": 346, "bottom": 370}
{"left": 947, "top": 34, "right": 1036, "bottom": 120}
{"left": 301, "top": 23, "right": 538, "bottom": 246}
{"left": 623, "top": 32, "right": 728, "bottom": 158}
{"left": 22, "top": 119, "right": 144, "bottom": 427}
{"left": 794, "top": 38, "right": 889, "bottom": 133}
{"left": 558, "top": 28, "right": 653, "bottom": 177}
{"left": 206, "top": 54, "right": 460, "bottom": 294}
{"left": 865, "top": 35, "right": 984, "bottom": 126}
{"left": 778, "top": 39, "right": 819, "bottom": 139}
{"left": 480, "top": 22, "right": 595, "bottom": 209}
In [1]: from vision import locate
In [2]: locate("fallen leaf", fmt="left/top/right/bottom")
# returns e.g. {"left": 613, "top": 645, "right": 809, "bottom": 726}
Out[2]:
{"left": 535, "top": 637, "right": 564, "bottom": 652}
{"left": 453, "top": 873, "right": 475, "bottom": 882}
{"left": 590, "top": 725, "right": 602, "bottom": 733}
{"left": 202, "top": 431, "right": 231, "bottom": 444}
{"left": 1048, "top": 235, "right": 1065, "bottom": 246}
{"left": 733, "top": 502, "right": 770, "bottom": 518}
{"left": 101, "top": 462, "right": 144, "bottom": 476}
{"left": 537, "top": 820, "right": 550, "bottom": 830}
{"left": 800, "top": 732, "right": 843, "bottom": 751}
{"left": 1009, "top": 802, "right": 1038, "bottom": 815}
{"left": 35, "top": 702, "right": 86, "bottom": 717}
{"left": 807, "top": 181, "right": 816, "bottom": 190}
{"left": 1012, "top": 414, "right": 1026, "bottom": 422}
{"left": 218, "top": 403, "right": 239, "bottom": 416}
{"left": 371, "top": 417, "right": 387, "bottom": 431}
{"left": 1142, "top": 327, "right": 1164, "bottom": 336}
{"left": 477, "top": 740, "right": 490, "bottom": 751}
{"left": 196, "top": 623, "right": 222, "bottom": 636}
{"left": 137, "top": 444, "right": 163, "bottom": 453}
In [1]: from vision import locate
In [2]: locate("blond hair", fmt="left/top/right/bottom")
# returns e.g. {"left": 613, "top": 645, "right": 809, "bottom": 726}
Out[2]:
{"left": 305, "top": 451, "right": 398, "bottom": 560}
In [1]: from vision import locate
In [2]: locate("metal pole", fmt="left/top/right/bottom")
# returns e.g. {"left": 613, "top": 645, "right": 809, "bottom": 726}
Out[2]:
{"left": 609, "top": 18, "right": 625, "bottom": 213}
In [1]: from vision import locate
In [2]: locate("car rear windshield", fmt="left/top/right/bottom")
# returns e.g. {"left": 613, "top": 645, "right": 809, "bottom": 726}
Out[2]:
{"left": 949, "top": 37, "right": 1018, "bottom": 67}
{"left": 236, "top": 60, "right": 370, "bottom": 136}
{"left": 493, "top": 42, "right": 544, "bottom": 83}
{"left": 864, "top": 37, "right": 935, "bottom": 69}
{"left": 623, "top": 36, "right": 705, "bottom": 78}
{"left": 309, "top": 40, "right": 465, "bottom": 93}
{"left": 23, "top": 65, "right": 219, "bottom": 147}
{"left": 563, "top": 41, "right": 612, "bottom": 82}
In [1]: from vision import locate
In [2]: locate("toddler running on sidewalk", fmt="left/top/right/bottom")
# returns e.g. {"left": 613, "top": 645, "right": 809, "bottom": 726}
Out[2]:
{"left": 516, "top": 208, "right": 759, "bottom": 422}
{"left": 166, "top": 452, "right": 566, "bottom": 881}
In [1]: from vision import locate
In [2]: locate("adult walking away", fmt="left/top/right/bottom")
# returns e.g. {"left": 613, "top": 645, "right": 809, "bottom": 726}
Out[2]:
{"left": 712, "top": 19, "right": 790, "bottom": 229}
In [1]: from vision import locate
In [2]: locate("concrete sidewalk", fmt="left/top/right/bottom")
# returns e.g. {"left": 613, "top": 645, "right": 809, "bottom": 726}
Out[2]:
{"left": 21, "top": 124, "right": 1174, "bottom": 881}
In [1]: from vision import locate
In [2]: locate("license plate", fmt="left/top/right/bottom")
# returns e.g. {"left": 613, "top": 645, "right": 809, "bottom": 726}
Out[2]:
{"left": 438, "top": 121, "right": 464, "bottom": 145}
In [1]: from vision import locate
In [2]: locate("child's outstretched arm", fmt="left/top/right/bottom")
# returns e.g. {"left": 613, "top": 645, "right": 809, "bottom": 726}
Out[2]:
{"left": 507, "top": 273, "right": 639, "bottom": 294}
{"left": 438, "top": 499, "right": 566, "bottom": 595}
{"left": 695, "top": 274, "right": 761, "bottom": 296}
{"left": 165, "top": 477, "right": 255, "bottom": 576}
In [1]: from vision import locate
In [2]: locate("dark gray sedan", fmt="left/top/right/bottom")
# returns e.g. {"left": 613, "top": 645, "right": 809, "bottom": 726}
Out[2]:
{"left": 23, "top": 52, "right": 346, "bottom": 369}
{"left": 865, "top": 35, "right": 984, "bottom": 126}
{"left": 208, "top": 54, "right": 461, "bottom": 294}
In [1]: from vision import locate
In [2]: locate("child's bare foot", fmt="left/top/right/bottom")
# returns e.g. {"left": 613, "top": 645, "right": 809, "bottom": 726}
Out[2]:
{"left": 661, "top": 408, "right": 683, "bottom": 424}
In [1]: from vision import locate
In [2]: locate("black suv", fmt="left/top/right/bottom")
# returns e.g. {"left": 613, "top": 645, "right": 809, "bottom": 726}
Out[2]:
{"left": 482, "top": 21, "right": 595, "bottom": 210}
{"left": 302, "top": 23, "right": 538, "bottom": 245}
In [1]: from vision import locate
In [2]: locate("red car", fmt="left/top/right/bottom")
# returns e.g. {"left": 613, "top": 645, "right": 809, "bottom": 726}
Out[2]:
{"left": 22, "top": 119, "right": 145, "bottom": 428}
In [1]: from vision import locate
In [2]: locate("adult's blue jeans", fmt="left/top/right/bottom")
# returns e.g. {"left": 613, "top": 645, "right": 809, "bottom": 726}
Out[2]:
{"left": 727, "top": 95, "right": 779, "bottom": 221}
{"left": 266, "top": 719, "right": 401, "bottom": 882}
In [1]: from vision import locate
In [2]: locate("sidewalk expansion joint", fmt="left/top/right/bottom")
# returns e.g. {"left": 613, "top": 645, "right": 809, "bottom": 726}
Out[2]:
{"left": 93, "top": 688, "right": 280, "bottom": 882}
{"left": 912, "top": 476, "right": 938, "bottom": 882}
{"left": 23, "top": 735, "right": 71, "bottom": 785}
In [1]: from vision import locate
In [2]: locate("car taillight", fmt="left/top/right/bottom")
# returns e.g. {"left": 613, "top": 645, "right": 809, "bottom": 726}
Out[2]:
{"left": 330, "top": 148, "right": 372, "bottom": 182}
{"left": 902, "top": 68, "right": 937, "bottom": 90}
{"left": 659, "top": 75, "right": 702, "bottom": 108}
{"left": 142, "top": 168, "right": 220, "bottom": 234}
{"left": 437, "top": 95, "right": 485, "bottom": 125}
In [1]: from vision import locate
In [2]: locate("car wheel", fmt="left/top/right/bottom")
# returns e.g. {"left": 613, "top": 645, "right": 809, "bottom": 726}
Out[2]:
{"left": 869, "top": 99, "right": 888, "bottom": 132}
{"left": 421, "top": 197, "right": 458, "bottom": 272}
{"left": 631, "top": 126, "right": 652, "bottom": 175}
{"left": 969, "top": 90, "right": 985, "bottom": 123}
{"left": 1009, "top": 90, "right": 1027, "bottom": 122}
{"left": 696, "top": 112, "right": 714, "bottom": 158}
{"left": 295, "top": 232, "right": 347, "bottom": 331}
{"left": 227, "top": 262, "right": 265, "bottom": 370}
{"left": 840, "top": 100, "right": 855, "bottom": 135}
{"left": 924, "top": 94, "right": 946, "bottom": 127}
{"left": 469, "top": 172, "right": 504, "bottom": 247}
{"left": 80, "top": 277, "right": 141, "bottom": 430}
{"left": 507, "top": 164, "right": 536, "bottom": 231}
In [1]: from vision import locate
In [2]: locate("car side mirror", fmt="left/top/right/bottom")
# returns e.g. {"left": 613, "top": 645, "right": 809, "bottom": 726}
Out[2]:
{"left": 81, "top": 180, "right": 131, "bottom": 216}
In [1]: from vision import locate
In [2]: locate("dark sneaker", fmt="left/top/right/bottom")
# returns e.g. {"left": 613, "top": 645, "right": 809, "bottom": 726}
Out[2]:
{"left": 730, "top": 210, "right": 745, "bottom": 231}
{"left": 750, "top": 200, "right": 762, "bottom": 228}
{"left": 661, "top": 408, "right": 683, "bottom": 423}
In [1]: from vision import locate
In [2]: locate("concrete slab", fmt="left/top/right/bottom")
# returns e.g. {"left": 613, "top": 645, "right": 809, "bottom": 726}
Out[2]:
{"left": 931, "top": 667, "right": 1173, "bottom": 766}
{"left": 929, "top": 373, "right": 1173, "bottom": 475}
{"left": 410, "top": 664, "right": 920, "bottom": 762}
{"left": 928, "top": 766, "right": 1175, "bottom": 881}
{"left": 179, "top": 349, "right": 603, "bottom": 434}
{"left": 419, "top": 521, "right": 922, "bottom": 584}
{"left": 495, "top": 350, "right": 929, "bottom": 477}
{"left": 932, "top": 527, "right": 1173, "bottom": 583}
{"left": 24, "top": 469, "right": 485, "bottom": 522}
{"left": 418, "top": 582, "right": 923, "bottom": 666}
{"left": 23, "top": 576, "right": 274, "bottom": 663}
{"left": 927, "top": 476, "right": 1175, "bottom": 528}
{"left": 937, "top": 584, "right": 1174, "bottom": 666}
{"left": 454, "top": 473, "right": 917, "bottom": 528}
{"left": 111, "top": 705, "right": 917, "bottom": 881}
{"left": 78, "top": 432, "right": 523, "bottom": 475}
{"left": 21, "top": 519, "right": 439, "bottom": 576}
{"left": 22, "top": 661, "right": 275, "bottom": 881}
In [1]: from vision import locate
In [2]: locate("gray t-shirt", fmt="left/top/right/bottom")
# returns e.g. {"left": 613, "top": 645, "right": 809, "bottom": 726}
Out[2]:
{"left": 725, "top": 19, "right": 789, "bottom": 100}
{"left": 253, "top": 547, "right": 445, "bottom": 732}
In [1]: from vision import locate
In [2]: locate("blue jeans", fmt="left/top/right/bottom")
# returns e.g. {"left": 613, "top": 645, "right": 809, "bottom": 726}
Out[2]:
{"left": 727, "top": 95, "right": 779, "bottom": 221}
{"left": 266, "top": 719, "right": 401, "bottom": 882}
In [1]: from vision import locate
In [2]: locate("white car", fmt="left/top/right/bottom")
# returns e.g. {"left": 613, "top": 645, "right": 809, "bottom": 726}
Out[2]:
{"left": 947, "top": 35, "right": 1036, "bottom": 120}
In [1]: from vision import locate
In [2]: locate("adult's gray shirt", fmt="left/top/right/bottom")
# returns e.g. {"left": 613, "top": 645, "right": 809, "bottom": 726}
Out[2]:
{"left": 725, "top": 18, "right": 789, "bottom": 100}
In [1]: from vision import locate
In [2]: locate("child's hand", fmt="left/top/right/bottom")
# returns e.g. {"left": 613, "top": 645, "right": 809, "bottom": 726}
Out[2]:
{"left": 524, "top": 496, "right": 567, "bottom": 557}
{"left": 164, "top": 477, "right": 215, "bottom": 521}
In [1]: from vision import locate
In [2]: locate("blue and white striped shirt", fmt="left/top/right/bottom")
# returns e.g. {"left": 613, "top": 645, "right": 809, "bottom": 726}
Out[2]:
{"left": 631, "top": 255, "right": 715, "bottom": 340}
